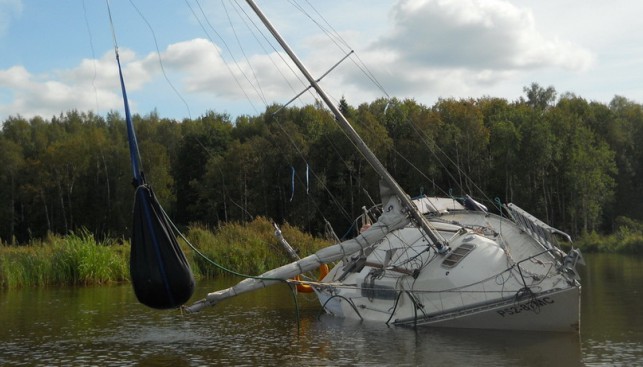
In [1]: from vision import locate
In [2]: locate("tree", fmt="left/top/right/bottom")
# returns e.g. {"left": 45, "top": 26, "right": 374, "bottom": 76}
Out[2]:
{"left": 522, "top": 83, "right": 557, "bottom": 110}
{"left": 488, "top": 119, "right": 521, "bottom": 202}
{"left": 550, "top": 97, "right": 616, "bottom": 234}
{"left": 432, "top": 98, "right": 490, "bottom": 196}
{"left": 607, "top": 96, "right": 643, "bottom": 223}
{"left": 174, "top": 111, "right": 233, "bottom": 223}
{"left": 0, "top": 138, "right": 24, "bottom": 243}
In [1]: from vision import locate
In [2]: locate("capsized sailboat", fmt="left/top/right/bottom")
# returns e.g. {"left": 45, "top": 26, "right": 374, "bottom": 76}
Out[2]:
{"left": 184, "top": 0, "right": 583, "bottom": 332}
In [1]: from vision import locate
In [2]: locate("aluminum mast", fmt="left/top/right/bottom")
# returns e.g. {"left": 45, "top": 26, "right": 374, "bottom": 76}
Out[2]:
{"left": 244, "top": 0, "right": 447, "bottom": 251}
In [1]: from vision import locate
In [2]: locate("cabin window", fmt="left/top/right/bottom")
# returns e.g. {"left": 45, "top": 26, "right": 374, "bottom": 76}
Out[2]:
{"left": 442, "top": 243, "right": 476, "bottom": 268}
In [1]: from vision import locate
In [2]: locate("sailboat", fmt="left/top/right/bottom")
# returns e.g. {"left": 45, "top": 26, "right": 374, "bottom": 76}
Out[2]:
{"left": 183, "top": 0, "right": 584, "bottom": 333}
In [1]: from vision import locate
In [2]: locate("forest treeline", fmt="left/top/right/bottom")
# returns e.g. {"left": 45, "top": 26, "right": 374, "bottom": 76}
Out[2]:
{"left": 1, "top": 83, "right": 642, "bottom": 245}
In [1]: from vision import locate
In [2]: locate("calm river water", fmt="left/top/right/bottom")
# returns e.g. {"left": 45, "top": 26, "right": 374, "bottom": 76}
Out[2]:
{"left": 1, "top": 253, "right": 642, "bottom": 366}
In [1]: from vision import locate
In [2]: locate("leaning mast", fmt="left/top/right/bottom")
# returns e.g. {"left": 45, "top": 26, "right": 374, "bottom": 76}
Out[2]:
{"left": 244, "top": 0, "right": 448, "bottom": 251}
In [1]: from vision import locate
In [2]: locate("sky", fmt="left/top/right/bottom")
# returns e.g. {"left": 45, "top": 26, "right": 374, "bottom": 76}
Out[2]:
{"left": 1, "top": 0, "right": 643, "bottom": 122}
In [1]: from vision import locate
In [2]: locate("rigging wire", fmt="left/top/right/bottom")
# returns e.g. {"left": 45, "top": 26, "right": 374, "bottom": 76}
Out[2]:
{"left": 405, "top": 114, "right": 472, "bottom": 194}
{"left": 270, "top": 116, "right": 354, "bottom": 225}
{"left": 220, "top": 0, "right": 267, "bottom": 105}
{"left": 288, "top": 0, "right": 351, "bottom": 53}
{"left": 404, "top": 112, "right": 500, "bottom": 209}
{"left": 292, "top": 0, "right": 390, "bottom": 97}
{"left": 228, "top": 0, "right": 317, "bottom": 105}
{"left": 245, "top": 1, "right": 397, "bottom": 189}
{"left": 127, "top": 0, "right": 193, "bottom": 120}
{"left": 194, "top": 0, "right": 272, "bottom": 108}
{"left": 81, "top": 0, "right": 100, "bottom": 115}
{"left": 183, "top": 0, "right": 261, "bottom": 114}
{"left": 187, "top": 2, "right": 483, "bottom": 232}
{"left": 184, "top": 1, "right": 382, "bottom": 213}
{"left": 290, "top": 0, "right": 491, "bottom": 207}
{"left": 285, "top": 0, "right": 493, "bottom": 205}
{"left": 186, "top": 1, "right": 368, "bottom": 229}
{"left": 104, "top": 1, "right": 303, "bottom": 328}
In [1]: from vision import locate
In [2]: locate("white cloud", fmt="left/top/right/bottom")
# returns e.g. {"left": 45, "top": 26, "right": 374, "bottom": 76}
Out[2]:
{"left": 0, "top": 53, "right": 124, "bottom": 119}
{"left": 0, "top": 46, "right": 176, "bottom": 120}
{"left": 139, "top": 0, "right": 598, "bottom": 113}
{"left": 159, "top": 38, "right": 237, "bottom": 96}
{"left": 0, "top": 0, "right": 632, "bottom": 121}
{"left": 375, "top": 0, "right": 594, "bottom": 71}
{"left": 315, "top": 0, "right": 594, "bottom": 102}
{"left": 157, "top": 38, "right": 308, "bottom": 105}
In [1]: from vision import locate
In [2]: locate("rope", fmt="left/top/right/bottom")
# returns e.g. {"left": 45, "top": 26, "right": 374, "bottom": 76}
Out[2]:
{"left": 105, "top": 0, "right": 303, "bottom": 327}
{"left": 156, "top": 201, "right": 301, "bottom": 329}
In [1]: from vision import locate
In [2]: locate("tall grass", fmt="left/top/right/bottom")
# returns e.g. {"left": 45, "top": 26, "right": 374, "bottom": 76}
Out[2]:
{"left": 0, "top": 218, "right": 330, "bottom": 289}
{"left": 0, "top": 230, "right": 129, "bottom": 289}
{"left": 570, "top": 217, "right": 643, "bottom": 254}
{"left": 3, "top": 215, "right": 641, "bottom": 290}
{"left": 184, "top": 217, "right": 329, "bottom": 278}
{"left": 574, "top": 231, "right": 643, "bottom": 254}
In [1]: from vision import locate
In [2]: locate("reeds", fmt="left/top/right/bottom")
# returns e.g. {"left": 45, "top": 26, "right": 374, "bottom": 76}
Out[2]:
{"left": 0, "top": 218, "right": 330, "bottom": 289}
{"left": 184, "top": 217, "right": 329, "bottom": 278}
{"left": 573, "top": 231, "right": 643, "bottom": 254}
{"left": 0, "top": 230, "right": 129, "bottom": 289}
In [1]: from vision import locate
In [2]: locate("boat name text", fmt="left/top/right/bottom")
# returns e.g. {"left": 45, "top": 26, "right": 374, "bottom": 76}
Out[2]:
{"left": 496, "top": 297, "right": 554, "bottom": 317}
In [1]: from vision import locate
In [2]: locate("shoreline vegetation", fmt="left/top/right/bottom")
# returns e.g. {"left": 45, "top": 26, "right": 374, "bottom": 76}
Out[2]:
{"left": 3, "top": 87, "right": 643, "bottom": 251}
{"left": 1, "top": 217, "right": 641, "bottom": 290}
{"left": 0, "top": 217, "right": 328, "bottom": 289}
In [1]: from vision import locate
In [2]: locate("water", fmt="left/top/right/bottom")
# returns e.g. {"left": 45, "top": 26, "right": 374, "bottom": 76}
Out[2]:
{"left": 1, "top": 254, "right": 641, "bottom": 366}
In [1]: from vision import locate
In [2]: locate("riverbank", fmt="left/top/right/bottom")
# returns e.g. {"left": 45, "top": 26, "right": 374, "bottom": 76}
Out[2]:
{"left": 0, "top": 217, "right": 328, "bottom": 289}
{"left": 572, "top": 231, "right": 643, "bottom": 254}
{"left": 1, "top": 217, "right": 641, "bottom": 289}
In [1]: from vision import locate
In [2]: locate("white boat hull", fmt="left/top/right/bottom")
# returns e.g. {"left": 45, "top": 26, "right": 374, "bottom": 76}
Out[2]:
{"left": 312, "top": 201, "right": 582, "bottom": 333}
{"left": 316, "top": 280, "right": 580, "bottom": 332}
{"left": 402, "top": 286, "right": 580, "bottom": 332}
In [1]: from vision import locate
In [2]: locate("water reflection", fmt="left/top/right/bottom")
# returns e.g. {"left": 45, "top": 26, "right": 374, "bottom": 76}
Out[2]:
{"left": 1, "top": 254, "right": 641, "bottom": 366}
{"left": 299, "top": 316, "right": 581, "bottom": 367}
{"left": 579, "top": 253, "right": 643, "bottom": 366}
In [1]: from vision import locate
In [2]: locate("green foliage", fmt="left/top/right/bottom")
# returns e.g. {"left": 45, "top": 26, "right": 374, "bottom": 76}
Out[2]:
{"left": 1, "top": 85, "right": 643, "bottom": 244}
{"left": 574, "top": 217, "right": 643, "bottom": 254}
{"left": 184, "top": 217, "right": 328, "bottom": 278}
{"left": 0, "top": 230, "right": 129, "bottom": 288}
{"left": 0, "top": 218, "right": 328, "bottom": 289}
{"left": 575, "top": 231, "right": 643, "bottom": 254}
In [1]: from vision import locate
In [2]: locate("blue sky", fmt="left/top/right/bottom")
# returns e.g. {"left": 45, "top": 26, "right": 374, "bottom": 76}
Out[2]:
{"left": 1, "top": 0, "right": 643, "bottom": 122}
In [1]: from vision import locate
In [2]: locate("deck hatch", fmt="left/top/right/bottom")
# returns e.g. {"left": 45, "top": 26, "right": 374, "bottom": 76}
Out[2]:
{"left": 442, "top": 243, "right": 476, "bottom": 268}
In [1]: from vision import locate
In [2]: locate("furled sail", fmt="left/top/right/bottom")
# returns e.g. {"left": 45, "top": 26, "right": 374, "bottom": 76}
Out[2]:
{"left": 130, "top": 183, "right": 194, "bottom": 309}
{"left": 113, "top": 41, "right": 194, "bottom": 309}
